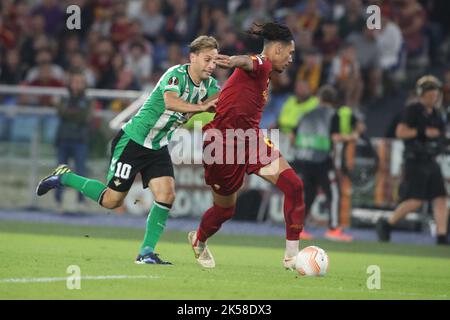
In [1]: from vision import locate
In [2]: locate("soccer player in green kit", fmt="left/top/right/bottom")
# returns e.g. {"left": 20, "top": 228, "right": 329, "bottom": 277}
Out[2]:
{"left": 36, "top": 36, "right": 221, "bottom": 265}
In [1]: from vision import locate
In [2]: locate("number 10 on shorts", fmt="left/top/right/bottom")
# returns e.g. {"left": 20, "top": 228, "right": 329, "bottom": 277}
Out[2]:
{"left": 115, "top": 162, "right": 132, "bottom": 179}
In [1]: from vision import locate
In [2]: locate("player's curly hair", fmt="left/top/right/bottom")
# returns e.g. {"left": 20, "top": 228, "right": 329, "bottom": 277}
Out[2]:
{"left": 246, "top": 22, "right": 293, "bottom": 44}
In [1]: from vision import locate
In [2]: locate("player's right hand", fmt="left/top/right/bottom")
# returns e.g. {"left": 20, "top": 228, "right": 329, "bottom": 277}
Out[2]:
{"left": 201, "top": 98, "right": 218, "bottom": 113}
{"left": 214, "top": 55, "right": 232, "bottom": 69}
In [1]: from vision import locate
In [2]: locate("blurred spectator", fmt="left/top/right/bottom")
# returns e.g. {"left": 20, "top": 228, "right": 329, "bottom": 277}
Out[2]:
{"left": 295, "top": 28, "right": 315, "bottom": 52}
{"left": 0, "top": 0, "right": 448, "bottom": 142}
{"left": 137, "top": 0, "right": 166, "bottom": 41}
{"left": 68, "top": 51, "right": 96, "bottom": 88}
{"left": 125, "top": 41, "right": 153, "bottom": 86}
{"left": 296, "top": 48, "right": 323, "bottom": 94}
{"left": 423, "top": 0, "right": 450, "bottom": 65}
{"left": 337, "top": 0, "right": 365, "bottom": 39}
{"left": 19, "top": 14, "right": 47, "bottom": 69}
{"left": 0, "top": 14, "right": 16, "bottom": 49}
{"left": 86, "top": 29, "right": 102, "bottom": 57}
{"left": 119, "top": 19, "right": 153, "bottom": 55}
{"left": 376, "top": 13, "right": 404, "bottom": 72}
{"left": 315, "top": 19, "right": 341, "bottom": 69}
{"left": 91, "top": 1, "right": 113, "bottom": 37}
{"left": 295, "top": 0, "right": 332, "bottom": 18}
{"left": 110, "top": 13, "right": 131, "bottom": 46}
{"left": 278, "top": 80, "right": 319, "bottom": 133}
{"left": 54, "top": 70, "right": 93, "bottom": 212}
{"left": 297, "top": 0, "right": 322, "bottom": 35}
{"left": 25, "top": 49, "right": 64, "bottom": 83}
{"left": 165, "top": 0, "right": 191, "bottom": 43}
{"left": 285, "top": 11, "right": 300, "bottom": 35}
{"left": 5, "top": 0, "right": 32, "bottom": 40}
{"left": 26, "top": 63, "right": 65, "bottom": 106}
{"left": 0, "top": 49, "right": 25, "bottom": 85}
{"left": 376, "top": 12, "right": 404, "bottom": 95}
{"left": 347, "top": 28, "right": 382, "bottom": 100}
{"left": 159, "top": 43, "right": 186, "bottom": 72}
{"left": 110, "top": 52, "right": 140, "bottom": 111}
{"left": 233, "top": 0, "right": 271, "bottom": 31}
{"left": 152, "top": 34, "right": 169, "bottom": 72}
{"left": 218, "top": 27, "right": 243, "bottom": 56}
{"left": 55, "top": 34, "right": 82, "bottom": 69}
{"left": 392, "top": 0, "right": 427, "bottom": 62}
{"left": 31, "top": 0, "right": 65, "bottom": 38}
{"left": 328, "top": 42, "right": 363, "bottom": 108}
{"left": 194, "top": 0, "right": 215, "bottom": 36}
{"left": 210, "top": 8, "right": 233, "bottom": 36}
{"left": 25, "top": 49, "right": 65, "bottom": 83}
{"left": 90, "top": 38, "right": 115, "bottom": 89}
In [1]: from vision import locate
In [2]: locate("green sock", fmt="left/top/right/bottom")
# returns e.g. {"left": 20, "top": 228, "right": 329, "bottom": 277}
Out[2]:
{"left": 61, "top": 172, "right": 107, "bottom": 203}
{"left": 140, "top": 202, "right": 171, "bottom": 255}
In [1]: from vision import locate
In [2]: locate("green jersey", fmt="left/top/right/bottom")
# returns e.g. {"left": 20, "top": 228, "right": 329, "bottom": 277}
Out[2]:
{"left": 122, "top": 64, "right": 220, "bottom": 150}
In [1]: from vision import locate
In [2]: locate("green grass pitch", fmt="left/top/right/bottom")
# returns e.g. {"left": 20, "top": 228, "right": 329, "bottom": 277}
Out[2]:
{"left": 0, "top": 220, "right": 449, "bottom": 300}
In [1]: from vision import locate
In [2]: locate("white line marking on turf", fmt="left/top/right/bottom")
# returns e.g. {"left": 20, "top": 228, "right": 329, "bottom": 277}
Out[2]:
{"left": 0, "top": 275, "right": 159, "bottom": 284}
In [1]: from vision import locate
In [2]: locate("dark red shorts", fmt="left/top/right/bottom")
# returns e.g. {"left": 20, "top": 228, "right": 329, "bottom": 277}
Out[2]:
{"left": 202, "top": 129, "right": 280, "bottom": 196}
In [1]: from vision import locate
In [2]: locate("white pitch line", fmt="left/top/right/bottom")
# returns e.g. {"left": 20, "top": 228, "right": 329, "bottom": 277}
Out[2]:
{"left": 0, "top": 275, "right": 159, "bottom": 284}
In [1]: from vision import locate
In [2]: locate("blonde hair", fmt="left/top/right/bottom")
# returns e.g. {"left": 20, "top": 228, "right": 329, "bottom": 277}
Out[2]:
{"left": 189, "top": 35, "right": 219, "bottom": 53}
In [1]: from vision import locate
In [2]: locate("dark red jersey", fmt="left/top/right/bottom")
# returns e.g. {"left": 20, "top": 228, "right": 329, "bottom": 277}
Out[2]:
{"left": 204, "top": 55, "right": 272, "bottom": 131}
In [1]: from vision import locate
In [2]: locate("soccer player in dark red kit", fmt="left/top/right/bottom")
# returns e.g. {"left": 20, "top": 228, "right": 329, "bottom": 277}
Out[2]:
{"left": 188, "top": 22, "right": 304, "bottom": 270}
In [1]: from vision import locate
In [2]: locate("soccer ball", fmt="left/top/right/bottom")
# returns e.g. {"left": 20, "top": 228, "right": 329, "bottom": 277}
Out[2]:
{"left": 295, "top": 246, "right": 329, "bottom": 276}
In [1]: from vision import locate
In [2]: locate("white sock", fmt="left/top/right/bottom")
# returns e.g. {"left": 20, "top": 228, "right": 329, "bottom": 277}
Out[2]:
{"left": 285, "top": 240, "right": 299, "bottom": 258}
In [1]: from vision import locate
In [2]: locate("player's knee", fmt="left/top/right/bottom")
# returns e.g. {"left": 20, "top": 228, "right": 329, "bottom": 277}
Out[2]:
{"left": 215, "top": 204, "right": 235, "bottom": 221}
{"left": 223, "top": 206, "right": 235, "bottom": 220}
{"left": 287, "top": 174, "right": 304, "bottom": 199}
{"left": 293, "top": 176, "right": 304, "bottom": 194}
{"left": 100, "top": 190, "right": 124, "bottom": 209}
{"left": 153, "top": 190, "right": 176, "bottom": 205}
{"left": 102, "top": 198, "right": 123, "bottom": 210}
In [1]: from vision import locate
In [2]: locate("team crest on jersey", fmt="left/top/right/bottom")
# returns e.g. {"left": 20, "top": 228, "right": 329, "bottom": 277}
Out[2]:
{"left": 168, "top": 76, "right": 179, "bottom": 86}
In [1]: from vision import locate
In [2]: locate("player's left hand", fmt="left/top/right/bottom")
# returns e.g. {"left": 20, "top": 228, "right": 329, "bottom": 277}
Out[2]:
{"left": 215, "top": 55, "right": 232, "bottom": 68}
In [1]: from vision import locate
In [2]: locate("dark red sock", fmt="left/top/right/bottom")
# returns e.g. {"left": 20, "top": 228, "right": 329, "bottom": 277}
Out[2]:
{"left": 276, "top": 168, "right": 305, "bottom": 240}
{"left": 197, "top": 204, "right": 235, "bottom": 243}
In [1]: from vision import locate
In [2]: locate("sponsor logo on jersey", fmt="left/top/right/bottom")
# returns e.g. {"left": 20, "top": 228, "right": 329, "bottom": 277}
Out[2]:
{"left": 168, "top": 76, "right": 179, "bottom": 86}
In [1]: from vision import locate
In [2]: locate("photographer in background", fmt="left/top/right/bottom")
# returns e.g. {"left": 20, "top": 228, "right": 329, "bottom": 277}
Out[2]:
{"left": 376, "top": 75, "right": 449, "bottom": 245}
{"left": 54, "top": 69, "right": 93, "bottom": 212}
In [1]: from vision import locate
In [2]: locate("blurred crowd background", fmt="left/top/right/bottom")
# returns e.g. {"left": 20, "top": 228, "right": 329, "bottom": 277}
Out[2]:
{"left": 1, "top": 0, "right": 450, "bottom": 142}
{"left": 0, "top": 0, "right": 450, "bottom": 224}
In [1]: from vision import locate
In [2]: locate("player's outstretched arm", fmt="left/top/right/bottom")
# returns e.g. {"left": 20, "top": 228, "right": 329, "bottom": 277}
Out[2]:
{"left": 215, "top": 54, "right": 253, "bottom": 72}
{"left": 164, "top": 91, "right": 217, "bottom": 113}
{"left": 202, "top": 92, "right": 219, "bottom": 104}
